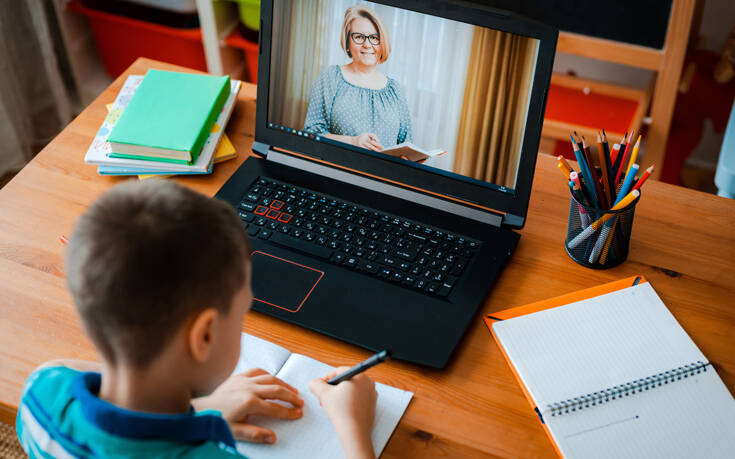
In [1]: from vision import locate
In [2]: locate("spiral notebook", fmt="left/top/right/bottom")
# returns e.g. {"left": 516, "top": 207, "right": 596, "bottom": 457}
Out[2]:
{"left": 485, "top": 277, "right": 735, "bottom": 458}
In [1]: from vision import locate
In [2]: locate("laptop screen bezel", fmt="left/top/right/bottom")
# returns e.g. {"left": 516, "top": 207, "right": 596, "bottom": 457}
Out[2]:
{"left": 255, "top": 0, "right": 557, "bottom": 228}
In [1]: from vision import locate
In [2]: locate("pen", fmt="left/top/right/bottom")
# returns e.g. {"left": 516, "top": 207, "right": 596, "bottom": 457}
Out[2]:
{"left": 327, "top": 350, "right": 390, "bottom": 385}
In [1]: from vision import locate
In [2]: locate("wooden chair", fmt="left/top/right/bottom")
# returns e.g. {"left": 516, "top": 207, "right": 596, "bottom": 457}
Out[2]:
{"left": 541, "top": 0, "right": 697, "bottom": 179}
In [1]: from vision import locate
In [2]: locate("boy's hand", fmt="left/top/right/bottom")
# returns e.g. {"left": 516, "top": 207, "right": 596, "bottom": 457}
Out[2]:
{"left": 309, "top": 367, "right": 377, "bottom": 459}
{"left": 193, "top": 368, "right": 303, "bottom": 444}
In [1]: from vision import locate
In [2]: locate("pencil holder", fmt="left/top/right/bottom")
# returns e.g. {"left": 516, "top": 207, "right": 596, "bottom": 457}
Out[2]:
{"left": 564, "top": 189, "right": 640, "bottom": 269}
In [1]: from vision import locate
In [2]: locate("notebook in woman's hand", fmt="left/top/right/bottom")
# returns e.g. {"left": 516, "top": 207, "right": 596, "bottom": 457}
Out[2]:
{"left": 232, "top": 333, "right": 412, "bottom": 458}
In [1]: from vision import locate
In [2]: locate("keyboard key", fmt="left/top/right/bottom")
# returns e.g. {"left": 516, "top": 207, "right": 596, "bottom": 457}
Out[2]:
{"left": 382, "top": 256, "right": 397, "bottom": 267}
{"left": 255, "top": 217, "right": 268, "bottom": 226}
{"left": 451, "top": 260, "right": 467, "bottom": 276}
{"left": 278, "top": 225, "right": 290, "bottom": 234}
{"left": 415, "top": 279, "right": 427, "bottom": 290}
{"left": 390, "top": 272, "right": 403, "bottom": 283}
{"left": 261, "top": 197, "right": 272, "bottom": 206}
{"left": 343, "top": 256, "right": 359, "bottom": 268}
{"left": 245, "top": 193, "right": 259, "bottom": 202}
{"left": 331, "top": 253, "right": 345, "bottom": 263}
{"left": 254, "top": 205, "right": 268, "bottom": 216}
{"left": 402, "top": 275, "right": 416, "bottom": 286}
{"left": 247, "top": 226, "right": 260, "bottom": 237}
{"left": 239, "top": 201, "right": 256, "bottom": 212}
{"left": 360, "top": 262, "right": 378, "bottom": 274}
{"left": 238, "top": 211, "right": 254, "bottom": 222}
{"left": 468, "top": 241, "right": 479, "bottom": 249}
{"left": 316, "top": 236, "right": 328, "bottom": 245}
{"left": 407, "top": 232, "right": 427, "bottom": 243}
{"left": 427, "top": 283, "right": 439, "bottom": 294}
{"left": 327, "top": 240, "right": 341, "bottom": 250}
{"left": 270, "top": 200, "right": 284, "bottom": 210}
{"left": 432, "top": 272, "right": 445, "bottom": 282}
{"left": 267, "top": 221, "right": 279, "bottom": 231}
{"left": 269, "top": 232, "right": 331, "bottom": 259}
{"left": 378, "top": 268, "right": 391, "bottom": 279}
{"left": 258, "top": 230, "right": 272, "bottom": 240}
{"left": 278, "top": 213, "right": 293, "bottom": 223}
{"left": 398, "top": 262, "right": 410, "bottom": 271}
{"left": 266, "top": 209, "right": 280, "bottom": 219}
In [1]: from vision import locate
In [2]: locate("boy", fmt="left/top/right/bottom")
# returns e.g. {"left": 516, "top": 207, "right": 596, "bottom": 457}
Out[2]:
{"left": 16, "top": 180, "right": 378, "bottom": 458}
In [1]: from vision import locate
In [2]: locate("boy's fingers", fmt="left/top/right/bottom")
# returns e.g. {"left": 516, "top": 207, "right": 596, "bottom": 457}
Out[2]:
{"left": 254, "top": 384, "right": 304, "bottom": 407}
{"left": 230, "top": 423, "right": 277, "bottom": 444}
{"left": 240, "top": 368, "right": 269, "bottom": 378}
{"left": 252, "top": 374, "right": 299, "bottom": 394}
{"left": 255, "top": 399, "right": 303, "bottom": 420}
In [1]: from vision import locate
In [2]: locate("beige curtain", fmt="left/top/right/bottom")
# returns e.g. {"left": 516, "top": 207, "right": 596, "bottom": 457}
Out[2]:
{"left": 268, "top": 0, "right": 333, "bottom": 129}
{"left": 453, "top": 28, "right": 538, "bottom": 189}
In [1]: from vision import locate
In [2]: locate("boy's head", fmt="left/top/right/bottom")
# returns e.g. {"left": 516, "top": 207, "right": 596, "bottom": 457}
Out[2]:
{"left": 66, "top": 180, "right": 251, "bottom": 392}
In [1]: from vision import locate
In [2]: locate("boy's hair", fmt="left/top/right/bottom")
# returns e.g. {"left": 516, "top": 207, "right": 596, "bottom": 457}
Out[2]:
{"left": 66, "top": 180, "right": 250, "bottom": 368}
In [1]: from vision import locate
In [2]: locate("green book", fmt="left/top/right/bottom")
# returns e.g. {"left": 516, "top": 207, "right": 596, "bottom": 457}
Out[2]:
{"left": 108, "top": 69, "right": 230, "bottom": 164}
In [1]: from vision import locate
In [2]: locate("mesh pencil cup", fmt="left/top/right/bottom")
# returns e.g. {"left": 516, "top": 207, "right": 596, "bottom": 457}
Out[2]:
{"left": 565, "top": 189, "right": 640, "bottom": 269}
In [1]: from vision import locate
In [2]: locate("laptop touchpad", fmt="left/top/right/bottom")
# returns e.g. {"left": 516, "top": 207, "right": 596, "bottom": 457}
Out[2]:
{"left": 250, "top": 251, "right": 324, "bottom": 313}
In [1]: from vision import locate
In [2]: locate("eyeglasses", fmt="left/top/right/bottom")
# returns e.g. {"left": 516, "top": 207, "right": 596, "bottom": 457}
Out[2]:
{"left": 350, "top": 32, "right": 380, "bottom": 46}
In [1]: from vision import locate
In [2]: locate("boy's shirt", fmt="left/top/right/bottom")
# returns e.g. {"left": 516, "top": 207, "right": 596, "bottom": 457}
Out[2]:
{"left": 16, "top": 366, "right": 246, "bottom": 458}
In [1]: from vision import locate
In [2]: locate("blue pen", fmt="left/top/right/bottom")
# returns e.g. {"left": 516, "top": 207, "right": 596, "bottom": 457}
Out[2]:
{"left": 572, "top": 135, "right": 599, "bottom": 209}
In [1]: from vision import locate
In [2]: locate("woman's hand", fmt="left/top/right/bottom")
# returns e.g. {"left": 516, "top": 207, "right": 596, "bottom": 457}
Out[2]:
{"left": 352, "top": 133, "right": 383, "bottom": 151}
{"left": 309, "top": 367, "right": 377, "bottom": 459}
{"left": 193, "top": 368, "right": 303, "bottom": 444}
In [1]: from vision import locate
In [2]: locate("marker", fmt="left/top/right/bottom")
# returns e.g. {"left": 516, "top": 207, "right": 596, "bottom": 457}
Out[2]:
{"left": 327, "top": 350, "right": 390, "bottom": 385}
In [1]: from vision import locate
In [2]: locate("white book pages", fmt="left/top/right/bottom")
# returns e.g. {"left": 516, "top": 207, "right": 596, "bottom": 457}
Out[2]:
{"left": 232, "top": 334, "right": 413, "bottom": 459}
{"left": 493, "top": 283, "right": 707, "bottom": 410}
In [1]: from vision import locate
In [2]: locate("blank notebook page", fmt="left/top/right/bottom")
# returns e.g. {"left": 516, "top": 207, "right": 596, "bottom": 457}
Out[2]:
{"left": 492, "top": 282, "right": 707, "bottom": 410}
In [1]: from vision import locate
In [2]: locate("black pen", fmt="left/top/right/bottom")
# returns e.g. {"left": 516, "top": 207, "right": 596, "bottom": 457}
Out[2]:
{"left": 327, "top": 350, "right": 390, "bottom": 385}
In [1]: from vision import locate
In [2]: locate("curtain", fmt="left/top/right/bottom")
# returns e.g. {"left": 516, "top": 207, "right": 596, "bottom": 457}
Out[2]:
{"left": 268, "top": 0, "right": 333, "bottom": 131}
{"left": 268, "top": 0, "right": 474, "bottom": 170}
{"left": 453, "top": 27, "right": 538, "bottom": 189}
{"left": 0, "top": 0, "right": 75, "bottom": 178}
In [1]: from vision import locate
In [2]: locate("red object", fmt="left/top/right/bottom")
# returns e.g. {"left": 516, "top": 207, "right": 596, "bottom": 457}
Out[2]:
{"left": 254, "top": 205, "right": 268, "bottom": 215}
{"left": 545, "top": 84, "right": 638, "bottom": 135}
{"left": 68, "top": 1, "right": 207, "bottom": 78}
{"left": 59, "top": 235, "right": 69, "bottom": 245}
{"left": 266, "top": 209, "right": 280, "bottom": 219}
{"left": 632, "top": 165, "right": 655, "bottom": 192}
{"left": 224, "top": 28, "right": 259, "bottom": 83}
{"left": 614, "top": 136, "right": 636, "bottom": 186}
{"left": 270, "top": 200, "right": 284, "bottom": 210}
{"left": 278, "top": 213, "right": 292, "bottom": 223}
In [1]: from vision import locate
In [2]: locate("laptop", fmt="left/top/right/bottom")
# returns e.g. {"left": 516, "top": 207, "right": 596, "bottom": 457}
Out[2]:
{"left": 216, "top": 0, "right": 557, "bottom": 368}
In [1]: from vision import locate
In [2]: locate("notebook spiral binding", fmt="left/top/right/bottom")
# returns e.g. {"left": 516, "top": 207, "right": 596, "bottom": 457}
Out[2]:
{"left": 547, "top": 361, "right": 710, "bottom": 417}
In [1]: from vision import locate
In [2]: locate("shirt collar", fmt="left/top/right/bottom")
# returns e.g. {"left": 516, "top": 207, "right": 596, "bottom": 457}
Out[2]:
{"left": 70, "top": 372, "right": 235, "bottom": 448}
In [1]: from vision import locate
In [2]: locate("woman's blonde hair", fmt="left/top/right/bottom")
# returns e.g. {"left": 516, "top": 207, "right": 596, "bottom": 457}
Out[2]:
{"left": 340, "top": 5, "right": 391, "bottom": 64}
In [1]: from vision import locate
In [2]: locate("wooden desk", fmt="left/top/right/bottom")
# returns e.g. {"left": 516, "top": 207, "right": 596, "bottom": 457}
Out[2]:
{"left": 1, "top": 58, "right": 734, "bottom": 457}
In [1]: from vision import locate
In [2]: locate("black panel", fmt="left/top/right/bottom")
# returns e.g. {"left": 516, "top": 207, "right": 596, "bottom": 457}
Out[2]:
{"left": 469, "top": 0, "right": 672, "bottom": 49}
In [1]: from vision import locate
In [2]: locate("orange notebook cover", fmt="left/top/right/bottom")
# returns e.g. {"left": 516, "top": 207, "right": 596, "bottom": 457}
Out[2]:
{"left": 483, "top": 275, "right": 647, "bottom": 457}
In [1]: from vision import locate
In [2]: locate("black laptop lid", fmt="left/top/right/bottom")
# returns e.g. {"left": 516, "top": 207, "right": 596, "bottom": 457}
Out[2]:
{"left": 254, "top": 0, "right": 557, "bottom": 228}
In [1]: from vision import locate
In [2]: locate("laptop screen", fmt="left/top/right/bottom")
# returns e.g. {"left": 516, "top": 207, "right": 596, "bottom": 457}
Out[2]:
{"left": 266, "top": 0, "right": 540, "bottom": 195}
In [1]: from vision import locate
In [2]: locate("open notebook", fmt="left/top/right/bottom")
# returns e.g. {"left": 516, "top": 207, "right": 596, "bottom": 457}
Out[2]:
{"left": 490, "top": 281, "right": 735, "bottom": 458}
{"left": 232, "top": 333, "right": 412, "bottom": 458}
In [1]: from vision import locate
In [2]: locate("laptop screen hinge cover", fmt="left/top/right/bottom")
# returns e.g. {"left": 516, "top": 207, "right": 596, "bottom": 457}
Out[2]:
{"left": 265, "top": 148, "right": 504, "bottom": 228}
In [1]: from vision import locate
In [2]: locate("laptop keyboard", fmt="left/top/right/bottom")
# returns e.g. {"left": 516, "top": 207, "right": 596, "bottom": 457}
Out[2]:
{"left": 236, "top": 177, "right": 481, "bottom": 298}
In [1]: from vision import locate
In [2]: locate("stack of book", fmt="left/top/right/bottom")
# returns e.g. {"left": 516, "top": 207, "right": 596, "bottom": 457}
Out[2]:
{"left": 85, "top": 69, "right": 242, "bottom": 179}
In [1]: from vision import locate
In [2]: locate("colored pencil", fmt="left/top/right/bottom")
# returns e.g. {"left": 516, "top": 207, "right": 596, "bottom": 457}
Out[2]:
{"left": 612, "top": 131, "right": 629, "bottom": 178}
{"left": 597, "top": 133, "right": 613, "bottom": 209}
{"left": 614, "top": 130, "right": 636, "bottom": 186}
{"left": 557, "top": 155, "right": 574, "bottom": 179}
{"left": 625, "top": 135, "right": 642, "bottom": 177}
{"left": 582, "top": 136, "right": 607, "bottom": 208}
{"left": 632, "top": 164, "right": 655, "bottom": 192}
{"left": 572, "top": 135, "right": 599, "bottom": 208}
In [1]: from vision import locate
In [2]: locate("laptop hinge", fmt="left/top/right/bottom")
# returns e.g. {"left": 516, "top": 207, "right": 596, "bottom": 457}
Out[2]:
{"left": 265, "top": 148, "right": 504, "bottom": 228}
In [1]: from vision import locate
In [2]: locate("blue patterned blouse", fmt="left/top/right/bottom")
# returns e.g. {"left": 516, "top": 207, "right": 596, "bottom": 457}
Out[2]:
{"left": 303, "top": 65, "right": 413, "bottom": 148}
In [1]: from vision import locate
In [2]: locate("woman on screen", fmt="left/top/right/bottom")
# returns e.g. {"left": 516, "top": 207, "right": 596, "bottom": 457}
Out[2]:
{"left": 304, "top": 5, "right": 413, "bottom": 151}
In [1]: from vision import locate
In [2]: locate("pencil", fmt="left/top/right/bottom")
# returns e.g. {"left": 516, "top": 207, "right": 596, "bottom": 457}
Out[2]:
{"left": 582, "top": 136, "right": 606, "bottom": 208}
{"left": 625, "top": 135, "right": 642, "bottom": 177}
{"left": 632, "top": 164, "right": 654, "bottom": 192}
{"left": 572, "top": 136, "right": 599, "bottom": 208}
{"left": 612, "top": 131, "right": 629, "bottom": 178}
{"left": 614, "top": 130, "right": 636, "bottom": 186}
{"left": 597, "top": 133, "right": 613, "bottom": 209}
{"left": 557, "top": 155, "right": 573, "bottom": 179}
